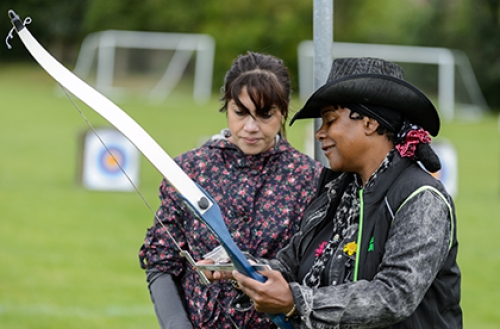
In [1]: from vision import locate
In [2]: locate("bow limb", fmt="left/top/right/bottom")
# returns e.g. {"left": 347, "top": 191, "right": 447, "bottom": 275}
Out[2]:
{"left": 8, "top": 11, "right": 208, "bottom": 213}
{"left": 7, "top": 10, "right": 293, "bottom": 328}
{"left": 6, "top": 9, "right": 244, "bottom": 275}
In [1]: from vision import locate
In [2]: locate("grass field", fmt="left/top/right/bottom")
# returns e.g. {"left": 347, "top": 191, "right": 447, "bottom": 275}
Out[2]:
{"left": 1, "top": 63, "right": 499, "bottom": 328}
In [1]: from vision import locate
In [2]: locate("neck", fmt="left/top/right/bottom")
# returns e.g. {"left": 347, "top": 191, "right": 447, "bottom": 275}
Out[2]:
{"left": 358, "top": 140, "right": 393, "bottom": 186}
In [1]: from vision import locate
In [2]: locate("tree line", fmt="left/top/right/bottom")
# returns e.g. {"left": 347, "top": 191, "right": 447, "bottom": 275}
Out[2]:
{"left": 1, "top": 0, "right": 499, "bottom": 110}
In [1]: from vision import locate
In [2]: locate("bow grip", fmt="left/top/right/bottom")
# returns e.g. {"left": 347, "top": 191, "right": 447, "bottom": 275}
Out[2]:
{"left": 192, "top": 190, "right": 293, "bottom": 329}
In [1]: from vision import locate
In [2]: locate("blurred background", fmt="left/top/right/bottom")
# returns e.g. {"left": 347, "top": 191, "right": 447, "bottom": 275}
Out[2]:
{"left": 1, "top": 0, "right": 500, "bottom": 110}
{"left": 0, "top": 0, "right": 499, "bottom": 328}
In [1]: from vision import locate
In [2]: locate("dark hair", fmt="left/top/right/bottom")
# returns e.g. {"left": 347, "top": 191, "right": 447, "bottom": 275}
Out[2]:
{"left": 219, "top": 52, "right": 291, "bottom": 135}
{"left": 348, "top": 108, "right": 397, "bottom": 142}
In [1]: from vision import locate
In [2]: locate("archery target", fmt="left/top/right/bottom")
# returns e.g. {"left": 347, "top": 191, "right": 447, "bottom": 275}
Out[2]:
{"left": 430, "top": 138, "right": 458, "bottom": 198}
{"left": 81, "top": 128, "right": 140, "bottom": 191}
{"left": 98, "top": 146, "right": 126, "bottom": 175}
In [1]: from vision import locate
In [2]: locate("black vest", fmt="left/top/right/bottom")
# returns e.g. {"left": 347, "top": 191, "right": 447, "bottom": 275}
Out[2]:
{"left": 319, "top": 159, "right": 462, "bottom": 329}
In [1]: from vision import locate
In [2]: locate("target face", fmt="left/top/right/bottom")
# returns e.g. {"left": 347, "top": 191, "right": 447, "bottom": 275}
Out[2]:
{"left": 98, "top": 146, "right": 126, "bottom": 175}
{"left": 81, "top": 128, "right": 140, "bottom": 191}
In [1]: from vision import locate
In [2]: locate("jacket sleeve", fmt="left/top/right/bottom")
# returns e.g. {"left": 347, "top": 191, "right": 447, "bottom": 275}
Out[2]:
{"left": 147, "top": 269, "right": 193, "bottom": 329}
{"left": 286, "top": 189, "right": 452, "bottom": 329}
{"left": 268, "top": 192, "right": 330, "bottom": 282}
{"left": 139, "top": 178, "right": 191, "bottom": 276}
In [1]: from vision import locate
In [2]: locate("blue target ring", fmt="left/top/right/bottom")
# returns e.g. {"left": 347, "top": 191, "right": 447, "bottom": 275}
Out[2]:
{"left": 97, "top": 146, "right": 127, "bottom": 176}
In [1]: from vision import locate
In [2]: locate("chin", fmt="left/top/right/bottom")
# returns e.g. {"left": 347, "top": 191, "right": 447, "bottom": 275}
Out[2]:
{"left": 246, "top": 144, "right": 274, "bottom": 155}
{"left": 241, "top": 148, "right": 262, "bottom": 155}
{"left": 328, "top": 161, "right": 343, "bottom": 172}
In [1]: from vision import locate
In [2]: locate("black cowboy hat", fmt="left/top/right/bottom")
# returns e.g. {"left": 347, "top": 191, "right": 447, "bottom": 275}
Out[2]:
{"left": 290, "top": 57, "right": 440, "bottom": 136}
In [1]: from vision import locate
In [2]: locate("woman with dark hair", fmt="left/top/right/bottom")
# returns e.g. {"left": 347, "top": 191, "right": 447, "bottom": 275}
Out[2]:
{"left": 139, "top": 51, "right": 324, "bottom": 329}
{"left": 218, "top": 57, "right": 462, "bottom": 329}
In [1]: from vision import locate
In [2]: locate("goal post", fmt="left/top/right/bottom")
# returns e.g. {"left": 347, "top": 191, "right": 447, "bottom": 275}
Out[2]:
{"left": 72, "top": 30, "right": 215, "bottom": 103}
{"left": 298, "top": 40, "right": 489, "bottom": 121}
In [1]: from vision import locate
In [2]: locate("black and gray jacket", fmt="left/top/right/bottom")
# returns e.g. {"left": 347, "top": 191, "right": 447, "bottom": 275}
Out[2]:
{"left": 270, "top": 154, "right": 462, "bottom": 329}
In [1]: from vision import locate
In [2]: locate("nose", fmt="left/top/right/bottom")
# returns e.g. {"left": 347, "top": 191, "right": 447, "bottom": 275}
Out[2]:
{"left": 243, "top": 116, "right": 259, "bottom": 132}
{"left": 315, "top": 124, "right": 327, "bottom": 141}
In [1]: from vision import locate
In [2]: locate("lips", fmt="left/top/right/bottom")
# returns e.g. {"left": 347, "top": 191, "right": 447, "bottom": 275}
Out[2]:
{"left": 322, "top": 144, "right": 335, "bottom": 152}
{"left": 242, "top": 137, "right": 261, "bottom": 144}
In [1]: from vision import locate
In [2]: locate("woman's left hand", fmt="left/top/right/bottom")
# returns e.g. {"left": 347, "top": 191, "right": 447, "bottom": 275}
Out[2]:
{"left": 232, "top": 269, "right": 295, "bottom": 314}
{"left": 196, "top": 259, "right": 218, "bottom": 282}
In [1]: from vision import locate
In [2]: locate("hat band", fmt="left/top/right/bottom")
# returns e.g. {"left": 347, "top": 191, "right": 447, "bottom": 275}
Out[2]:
{"left": 344, "top": 103, "right": 403, "bottom": 133}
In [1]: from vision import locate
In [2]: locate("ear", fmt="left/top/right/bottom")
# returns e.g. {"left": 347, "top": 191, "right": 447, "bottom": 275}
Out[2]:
{"left": 363, "top": 117, "right": 380, "bottom": 136}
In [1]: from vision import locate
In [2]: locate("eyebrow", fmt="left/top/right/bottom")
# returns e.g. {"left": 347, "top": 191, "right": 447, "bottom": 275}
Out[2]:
{"left": 320, "top": 107, "right": 338, "bottom": 116}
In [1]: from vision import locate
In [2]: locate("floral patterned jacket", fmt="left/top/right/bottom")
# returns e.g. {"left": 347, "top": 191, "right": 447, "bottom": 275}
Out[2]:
{"left": 139, "top": 134, "right": 323, "bottom": 328}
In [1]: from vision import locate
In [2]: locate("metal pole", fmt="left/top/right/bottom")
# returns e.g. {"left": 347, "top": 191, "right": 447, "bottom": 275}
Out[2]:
{"left": 313, "top": 0, "right": 333, "bottom": 165}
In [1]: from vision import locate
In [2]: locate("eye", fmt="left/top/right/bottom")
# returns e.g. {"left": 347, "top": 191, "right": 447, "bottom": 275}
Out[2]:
{"left": 260, "top": 112, "right": 273, "bottom": 119}
{"left": 258, "top": 106, "right": 277, "bottom": 120}
{"left": 231, "top": 104, "right": 247, "bottom": 117}
{"left": 234, "top": 109, "right": 245, "bottom": 117}
{"left": 322, "top": 114, "right": 335, "bottom": 125}
{"left": 228, "top": 100, "right": 247, "bottom": 117}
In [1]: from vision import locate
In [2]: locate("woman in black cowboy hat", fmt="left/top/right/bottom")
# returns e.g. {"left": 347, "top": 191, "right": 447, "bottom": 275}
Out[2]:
{"left": 212, "top": 57, "right": 462, "bottom": 328}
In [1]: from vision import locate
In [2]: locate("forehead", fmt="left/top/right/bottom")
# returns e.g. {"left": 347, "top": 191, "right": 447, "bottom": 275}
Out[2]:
{"left": 319, "top": 105, "right": 340, "bottom": 116}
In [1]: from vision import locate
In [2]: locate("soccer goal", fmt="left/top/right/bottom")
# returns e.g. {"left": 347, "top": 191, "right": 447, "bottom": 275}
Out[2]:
{"left": 298, "top": 41, "right": 489, "bottom": 121}
{"left": 72, "top": 30, "right": 215, "bottom": 103}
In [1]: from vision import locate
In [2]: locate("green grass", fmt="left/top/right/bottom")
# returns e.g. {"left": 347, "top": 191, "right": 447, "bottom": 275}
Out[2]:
{"left": 0, "top": 63, "right": 499, "bottom": 328}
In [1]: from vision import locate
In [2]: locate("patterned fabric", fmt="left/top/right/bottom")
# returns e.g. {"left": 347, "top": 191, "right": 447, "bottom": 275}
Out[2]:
{"left": 303, "top": 151, "right": 393, "bottom": 287}
{"left": 139, "top": 133, "right": 323, "bottom": 329}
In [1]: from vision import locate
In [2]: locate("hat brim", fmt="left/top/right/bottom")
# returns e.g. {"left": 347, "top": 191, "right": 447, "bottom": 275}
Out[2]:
{"left": 290, "top": 74, "right": 440, "bottom": 136}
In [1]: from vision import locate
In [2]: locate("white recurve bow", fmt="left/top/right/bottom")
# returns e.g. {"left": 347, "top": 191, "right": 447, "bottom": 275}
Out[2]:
{"left": 6, "top": 10, "right": 293, "bottom": 329}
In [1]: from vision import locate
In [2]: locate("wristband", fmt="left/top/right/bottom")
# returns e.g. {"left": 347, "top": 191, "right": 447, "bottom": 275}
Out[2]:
{"left": 285, "top": 304, "right": 298, "bottom": 320}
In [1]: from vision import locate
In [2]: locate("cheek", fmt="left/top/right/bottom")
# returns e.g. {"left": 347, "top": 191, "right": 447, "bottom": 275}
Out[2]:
{"left": 263, "top": 118, "right": 282, "bottom": 135}
{"left": 227, "top": 115, "right": 243, "bottom": 132}
{"left": 336, "top": 135, "right": 357, "bottom": 155}
{"left": 327, "top": 127, "right": 357, "bottom": 155}
{"left": 325, "top": 125, "right": 339, "bottom": 141}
